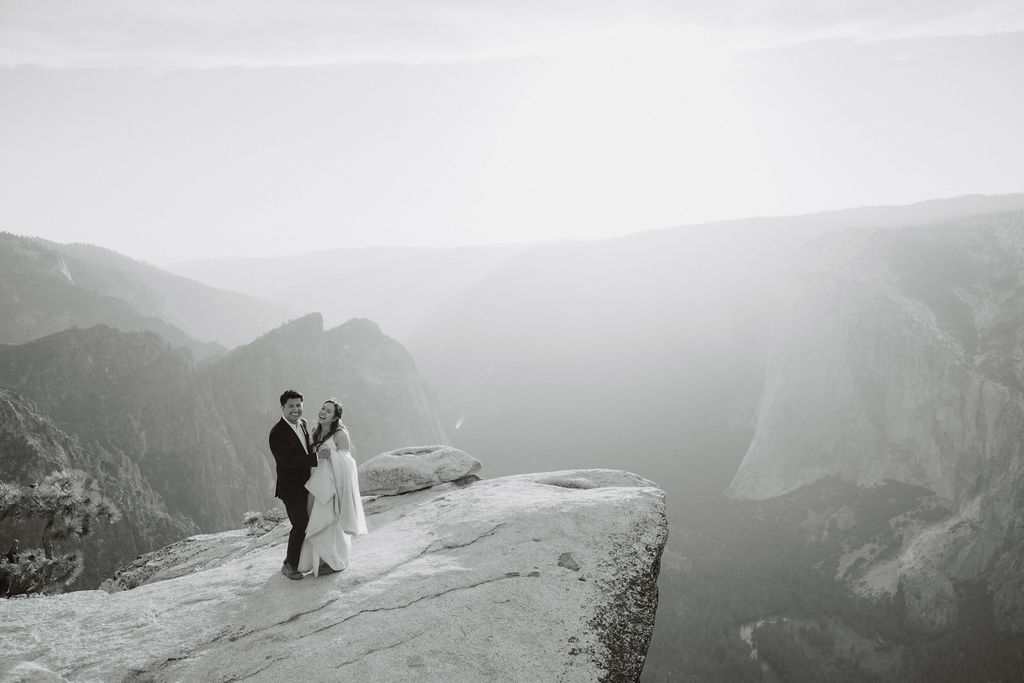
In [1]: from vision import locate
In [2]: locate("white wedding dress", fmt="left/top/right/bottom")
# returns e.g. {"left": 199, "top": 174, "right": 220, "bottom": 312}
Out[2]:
{"left": 297, "top": 433, "right": 367, "bottom": 576}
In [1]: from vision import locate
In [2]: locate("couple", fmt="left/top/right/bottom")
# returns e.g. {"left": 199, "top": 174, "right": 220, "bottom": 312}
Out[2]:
{"left": 269, "top": 389, "right": 367, "bottom": 581}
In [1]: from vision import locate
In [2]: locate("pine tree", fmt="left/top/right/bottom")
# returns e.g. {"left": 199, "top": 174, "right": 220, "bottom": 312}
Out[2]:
{"left": 0, "top": 470, "right": 121, "bottom": 596}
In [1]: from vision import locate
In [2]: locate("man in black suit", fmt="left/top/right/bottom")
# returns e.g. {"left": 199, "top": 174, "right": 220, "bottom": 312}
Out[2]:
{"left": 268, "top": 389, "right": 318, "bottom": 580}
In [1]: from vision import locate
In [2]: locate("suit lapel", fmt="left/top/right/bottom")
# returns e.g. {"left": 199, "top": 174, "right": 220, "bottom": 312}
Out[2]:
{"left": 282, "top": 417, "right": 309, "bottom": 451}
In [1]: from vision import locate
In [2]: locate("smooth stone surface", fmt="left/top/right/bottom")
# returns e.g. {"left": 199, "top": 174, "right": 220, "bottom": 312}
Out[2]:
{"left": 1, "top": 469, "right": 667, "bottom": 682}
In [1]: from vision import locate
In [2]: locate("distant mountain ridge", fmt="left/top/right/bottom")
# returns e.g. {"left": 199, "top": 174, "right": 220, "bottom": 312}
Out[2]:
{"left": 407, "top": 194, "right": 1024, "bottom": 499}
{"left": 0, "top": 232, "right": 290, "bottom": 351}
{"left": 168, "top": 243, "right": 530, "bottom": 341}
{"left": 0, "top": 232, "right": 215, "bottom": 357}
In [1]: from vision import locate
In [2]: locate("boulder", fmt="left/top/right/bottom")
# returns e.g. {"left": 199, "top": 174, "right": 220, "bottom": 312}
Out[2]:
{"left": 0, "top": 469, "right": 667, "bottom": 682}
{"left": 359, "top": 445, "right": 481, "bottom": 496}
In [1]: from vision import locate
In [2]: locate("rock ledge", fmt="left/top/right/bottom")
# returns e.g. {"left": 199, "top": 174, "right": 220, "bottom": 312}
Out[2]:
{"left": 1, "top": 468, "right": 667, "bottom": 682}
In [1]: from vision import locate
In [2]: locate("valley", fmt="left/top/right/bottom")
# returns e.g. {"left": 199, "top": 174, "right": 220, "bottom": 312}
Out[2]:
{"left": 4, "top": 195, "right": 1024, "bottom": 679}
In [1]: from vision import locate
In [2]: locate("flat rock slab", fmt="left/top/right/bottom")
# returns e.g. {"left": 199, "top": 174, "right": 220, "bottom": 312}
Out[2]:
{"left": 358, "top": 445, "right": 482, "bottom": 495}
{"left": 100, "top": 529, "right": 270, "bottom": 591}
{"left": 1, "top": 470, "right": 667, "bottom": 682}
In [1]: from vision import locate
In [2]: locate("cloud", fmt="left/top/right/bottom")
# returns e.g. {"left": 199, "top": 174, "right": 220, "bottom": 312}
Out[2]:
{"left": 0, "top": 0, "right": 500, "bottom": 68}
{"left": 1, "top": 0, "right": 1023, "bottom": 69}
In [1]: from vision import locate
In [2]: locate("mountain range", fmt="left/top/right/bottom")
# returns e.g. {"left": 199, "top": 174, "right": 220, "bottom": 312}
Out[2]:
{"left": 0, "top": 232, "right": 289, "bottom": 353}
{"left": 407, "top": 194, "right": 1024, "bottom": 499}
{"left": 168, "top": 243, "right": 531, "bottom": 341}
{"left": 4, "top": 192, "right": 1024, "bottom": 675}
{"left": 164, "top": 194, "right": 1024, "bottom": 508}
{"left": 0, "top": 315, "right": 445, "bottom": 587}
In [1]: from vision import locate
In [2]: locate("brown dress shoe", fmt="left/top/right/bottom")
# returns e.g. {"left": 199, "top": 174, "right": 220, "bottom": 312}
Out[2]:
{"left": 318, "top": 561, "right": 338, "bottom": 575}
{"left": 281, "top": 563, "right": 303, "bottom": 580}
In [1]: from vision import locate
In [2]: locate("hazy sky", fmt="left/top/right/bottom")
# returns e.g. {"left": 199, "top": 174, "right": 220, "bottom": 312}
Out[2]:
{"left": 1, "top": 1, "right": 1023, "bottom": 264}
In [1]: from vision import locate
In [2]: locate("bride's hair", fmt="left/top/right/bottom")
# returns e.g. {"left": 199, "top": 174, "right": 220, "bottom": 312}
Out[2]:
{"left": 312, "top": 398, "right": 344, "bottom": 445}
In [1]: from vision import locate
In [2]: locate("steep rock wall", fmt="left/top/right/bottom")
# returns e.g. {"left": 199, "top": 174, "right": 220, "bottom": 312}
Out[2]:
{"left": 728, "top": 214, "right": 1024, "bottom": 629}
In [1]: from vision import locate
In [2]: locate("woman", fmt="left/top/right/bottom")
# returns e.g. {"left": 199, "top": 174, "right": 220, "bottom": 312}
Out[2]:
{"left": 297, "top": 398, "right": 367, "bottom": 576}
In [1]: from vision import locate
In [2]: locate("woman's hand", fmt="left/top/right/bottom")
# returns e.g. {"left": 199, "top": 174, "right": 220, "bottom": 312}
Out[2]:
{"left": 317, "top": 443, "right": 331, "bottom": 459}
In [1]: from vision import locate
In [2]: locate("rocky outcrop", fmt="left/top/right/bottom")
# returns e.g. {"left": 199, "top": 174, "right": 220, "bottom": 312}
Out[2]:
{"left": 1, "top": 469, "right": 668, "bottom": 682}
{"left": 727, "top": 218, "right": 1024, "bottom": 500}
{"left": 359, "top": 445, "right": 481, "bottom": 495}
{"left": 727, "top": 213, "right": 1024, "bottom": 630}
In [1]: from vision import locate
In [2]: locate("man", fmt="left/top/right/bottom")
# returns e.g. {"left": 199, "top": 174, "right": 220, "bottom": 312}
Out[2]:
{"left": 268, "top": 389, "right": 318, "bottom": 580}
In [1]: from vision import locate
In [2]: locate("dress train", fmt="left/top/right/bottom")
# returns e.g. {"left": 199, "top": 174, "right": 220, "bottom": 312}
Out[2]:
{"left": 297, "top": 439, "right": 367, "bottom": 575}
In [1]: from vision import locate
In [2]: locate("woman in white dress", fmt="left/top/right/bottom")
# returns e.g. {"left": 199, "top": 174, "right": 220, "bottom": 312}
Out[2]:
{"left": 297, "top": 398, "right": 367, "bottom": 576}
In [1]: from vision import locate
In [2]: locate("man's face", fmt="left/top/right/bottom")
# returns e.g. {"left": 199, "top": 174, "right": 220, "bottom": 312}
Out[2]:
{"left": 282, "top": 398, "right": 303, "bottom": 424}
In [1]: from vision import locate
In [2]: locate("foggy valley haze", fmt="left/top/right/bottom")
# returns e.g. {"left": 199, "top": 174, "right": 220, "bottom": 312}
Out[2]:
{"left": 4, "top": 2, "right": 1024, "bottom": 681}
{"left": 6, "top": 192, "right": 1024, "bottom": 681}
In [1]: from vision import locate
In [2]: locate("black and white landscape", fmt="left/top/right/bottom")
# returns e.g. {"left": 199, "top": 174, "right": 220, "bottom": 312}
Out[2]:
{"left": 4, "top": 195, "right": 1024, "bottom": 678}
{"left": 2, "top": 2, "right": 1024, "bottom": 680}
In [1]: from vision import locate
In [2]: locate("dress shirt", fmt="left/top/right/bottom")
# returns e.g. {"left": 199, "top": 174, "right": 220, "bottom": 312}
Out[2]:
{"left": 286, "top": 418, "right": 307, "bottom": 449}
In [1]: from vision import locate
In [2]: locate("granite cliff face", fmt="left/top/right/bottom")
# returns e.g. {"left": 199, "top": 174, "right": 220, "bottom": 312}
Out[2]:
{"left": 727, "top": 212, "right": 1024, "bottom": 630}
{"left": 0, "top": 315, "right": 446, "bottom": 589}
{"left": 1, "top": 467, "right": 668, "bottom": 682}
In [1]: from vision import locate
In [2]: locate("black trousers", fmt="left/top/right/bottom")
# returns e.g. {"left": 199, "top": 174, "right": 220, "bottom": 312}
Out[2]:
{"left": 282, "top": 493, "right": 309, "bottom": 568}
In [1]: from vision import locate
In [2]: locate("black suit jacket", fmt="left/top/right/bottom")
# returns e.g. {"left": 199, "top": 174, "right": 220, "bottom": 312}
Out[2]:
{"left": 269, "top": 417, "right": 317, "bottom": 500}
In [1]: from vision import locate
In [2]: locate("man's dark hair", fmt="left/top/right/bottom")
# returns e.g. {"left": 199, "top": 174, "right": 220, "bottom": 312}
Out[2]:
{"left": 279, "top": 389, "right": 304, "bottom": 406}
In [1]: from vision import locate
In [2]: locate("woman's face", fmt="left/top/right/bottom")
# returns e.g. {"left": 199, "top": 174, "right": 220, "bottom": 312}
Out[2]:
{"left": 318, "top": 402, "right": 336, "bottom": 422}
